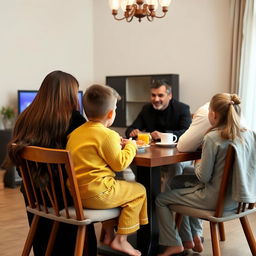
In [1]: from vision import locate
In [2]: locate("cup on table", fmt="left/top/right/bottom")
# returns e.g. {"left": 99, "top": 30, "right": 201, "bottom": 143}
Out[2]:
{"left": 160, "top": 133, "right": 177, "bottom": 144}
{"left": 137, "top": 132, "right": 151, "bottom": 145}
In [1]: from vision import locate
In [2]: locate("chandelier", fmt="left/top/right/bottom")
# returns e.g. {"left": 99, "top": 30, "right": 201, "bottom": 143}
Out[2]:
{"left": 108, "top": 0, "right": 172, "bottom": 22}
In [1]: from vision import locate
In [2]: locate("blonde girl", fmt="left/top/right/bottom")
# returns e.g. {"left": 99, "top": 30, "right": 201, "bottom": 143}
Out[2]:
{"left": 156, "top": 93, "right": 248, "bottom": 256}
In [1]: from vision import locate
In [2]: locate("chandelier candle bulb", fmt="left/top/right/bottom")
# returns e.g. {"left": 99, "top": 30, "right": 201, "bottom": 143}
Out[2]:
{"left": 159, "top": 0, "right": 172, "bottom": 7}
{"left": 109, "top": 0, "right": 121, "bottom": 10}
{"left": 109, "top": 0, "right": 171, "bottom": 22}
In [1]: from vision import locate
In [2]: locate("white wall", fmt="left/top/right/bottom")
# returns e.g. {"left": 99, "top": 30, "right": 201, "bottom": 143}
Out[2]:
{"left": 0, "top": 0, "right": 232, "bottom": 129}
{"left": 0, "top": 0, "right": 94, "bottom": 128}
{"left": 93, "top": 0, "right": 232, "bottom": 112}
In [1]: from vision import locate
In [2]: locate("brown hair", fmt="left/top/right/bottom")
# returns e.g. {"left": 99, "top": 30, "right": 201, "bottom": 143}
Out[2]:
{"left": 208, "top": 93, "right": 245, "bottom": 140}
{"left": 7, "top": 70, "right": 80, "bottom": 166}
{"left": 83, "top": 84, "right": 120, "bottom": 119}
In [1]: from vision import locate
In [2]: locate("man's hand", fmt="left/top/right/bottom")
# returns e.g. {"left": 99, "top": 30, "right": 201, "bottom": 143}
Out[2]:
{"left": 150, "top": 131, "right": 161, "bottom": 140}
{"left": 129, "top": 129, "right": 141, "bottom": 138}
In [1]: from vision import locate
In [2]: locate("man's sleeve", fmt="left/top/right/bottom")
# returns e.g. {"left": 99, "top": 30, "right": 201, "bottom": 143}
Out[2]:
{"left": 125, "top": 107, "right": 146, "bottom": 138}
{"left": 166, "top": 104, "right": 192, "bottom": 139}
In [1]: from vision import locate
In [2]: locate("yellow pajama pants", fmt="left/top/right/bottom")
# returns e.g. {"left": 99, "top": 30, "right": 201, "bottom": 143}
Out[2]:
{"left": 82, "top": 180, "right": 148, "bottom": 235}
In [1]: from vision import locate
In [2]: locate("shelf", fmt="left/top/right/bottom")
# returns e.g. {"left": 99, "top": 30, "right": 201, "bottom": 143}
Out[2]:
{"left": 106, "top": 74, "right": 179, "bottom": 127}
{"left": 126, "top": 76, "right": 151, "bottom": 102}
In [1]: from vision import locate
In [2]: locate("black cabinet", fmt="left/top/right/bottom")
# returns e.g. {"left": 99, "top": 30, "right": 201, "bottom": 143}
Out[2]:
{"left": 0, "top": 129, "right": 20, "bottom": 188}
{"left": 106, "top": 74, "right": 179, "bottom": 127}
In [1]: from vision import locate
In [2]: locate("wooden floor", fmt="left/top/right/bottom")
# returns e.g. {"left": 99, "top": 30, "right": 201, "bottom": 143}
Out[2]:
{"left": 1, "top": 170, "right": 256, "bottom": 256}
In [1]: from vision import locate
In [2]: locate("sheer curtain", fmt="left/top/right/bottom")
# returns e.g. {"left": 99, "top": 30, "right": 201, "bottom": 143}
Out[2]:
{"left": 230, "top": 0, "right": 246, "bottom": 94}
{"left": 239, "top": 0, "right": 256, "bottom": 130}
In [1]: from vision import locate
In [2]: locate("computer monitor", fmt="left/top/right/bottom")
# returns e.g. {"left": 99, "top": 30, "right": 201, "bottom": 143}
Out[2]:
{"left": 18, "top": 90, "right": 84, "bottom": 114}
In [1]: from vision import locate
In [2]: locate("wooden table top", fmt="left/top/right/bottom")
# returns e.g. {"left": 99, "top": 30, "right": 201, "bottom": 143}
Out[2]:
{"left": 133, "top": 144, "right": 201, "bottom": 167}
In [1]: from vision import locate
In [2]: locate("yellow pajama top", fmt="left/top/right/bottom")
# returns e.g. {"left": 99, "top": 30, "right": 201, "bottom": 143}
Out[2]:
{"left": 66, "top": 121, "right": 137, "bottom": 199}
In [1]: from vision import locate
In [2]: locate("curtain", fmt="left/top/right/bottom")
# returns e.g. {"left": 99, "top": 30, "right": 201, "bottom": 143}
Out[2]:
{"left": 229, "top": 0, "right": 246, "bottom": 93}
{"left": 239, "top": 0, "right": 256, "bottom": 131}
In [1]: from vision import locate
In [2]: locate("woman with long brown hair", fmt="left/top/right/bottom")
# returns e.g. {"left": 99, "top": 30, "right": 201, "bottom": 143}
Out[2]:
{"left": 6, "top": 70, "right": 96, "bottom": 256}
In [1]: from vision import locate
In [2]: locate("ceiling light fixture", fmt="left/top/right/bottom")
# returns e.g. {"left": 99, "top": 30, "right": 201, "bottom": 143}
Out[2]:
{"left": 108, "top": 0, "right": 172, "bottom": 22}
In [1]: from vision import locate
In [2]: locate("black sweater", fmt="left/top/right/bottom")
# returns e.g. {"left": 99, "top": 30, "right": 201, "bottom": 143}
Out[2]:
{"left": 125, "top": 99, "right": 192, "bottom": 140}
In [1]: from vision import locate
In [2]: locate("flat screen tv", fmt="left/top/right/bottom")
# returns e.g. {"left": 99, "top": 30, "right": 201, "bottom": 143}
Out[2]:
{"left": 18, "top": 90, "right": 84, "bottom": 114}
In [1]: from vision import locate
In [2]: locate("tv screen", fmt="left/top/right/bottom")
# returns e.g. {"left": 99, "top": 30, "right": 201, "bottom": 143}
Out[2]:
{"left": 18, "top": 90, "right": 84, "bottom": 114}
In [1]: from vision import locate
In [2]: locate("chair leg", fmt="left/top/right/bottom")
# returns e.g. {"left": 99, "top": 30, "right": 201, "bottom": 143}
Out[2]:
{"left": 45, "top": 221, "right": 60, "bottom": 256}
{"left": 240, "top": 216, "right": 256, "bottom": 255}
{"left": 83, "top": 224, "right": 97, "bottom": 256}
{"left": 75, "top": 226, "right": 86, "bottom": 256}
{"left": 210, "top": 222, "right": 221, "bottom": 256}
{"left": 22, "top": 215, "right": 40, "bottom": 256}
{"left": 99, "top": 227, "right": 106, "bottom": 243}
{"left": 218, "top": 222, "right": 226, "bottom": 241}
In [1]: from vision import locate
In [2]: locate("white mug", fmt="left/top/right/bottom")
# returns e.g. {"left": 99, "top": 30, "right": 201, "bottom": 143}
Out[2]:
{"left": 160, "top": 133, "right": 177, "bottom": 144}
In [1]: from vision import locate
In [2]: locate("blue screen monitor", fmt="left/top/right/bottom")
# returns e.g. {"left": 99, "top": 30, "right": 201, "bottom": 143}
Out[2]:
{"left": 18, "top": 90, "right": 83, "bottom": 114}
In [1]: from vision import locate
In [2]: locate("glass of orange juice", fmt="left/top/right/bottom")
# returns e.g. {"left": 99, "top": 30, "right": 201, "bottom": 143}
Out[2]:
{"left": 137, "top": 133, "right": 151, "bottom": 145}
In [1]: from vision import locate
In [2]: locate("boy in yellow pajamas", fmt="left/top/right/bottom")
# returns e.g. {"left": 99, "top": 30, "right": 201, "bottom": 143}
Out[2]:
{"left": 66, "top": 84, "right": 148, "bottom": 256}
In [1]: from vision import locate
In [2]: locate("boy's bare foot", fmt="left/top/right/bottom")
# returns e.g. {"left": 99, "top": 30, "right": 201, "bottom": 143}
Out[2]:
{"left": 183, "top": 240, "right": 194, "bottom": 250}
{"left": 157, "top": 245, "right": 184, "bottom": 256}
{"left": 192, "top": 235, "right": 204, "bottom": 253}
{"left": 110, "top": 234, "right": 141, "bottom": 256}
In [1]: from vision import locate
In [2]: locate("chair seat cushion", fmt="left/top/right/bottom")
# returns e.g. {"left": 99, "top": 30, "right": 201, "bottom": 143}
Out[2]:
{"left": 60, "top": 207, "right": 120, "bottom": 222}
{"left": 27, "top": 206, "right": 120, "bottom": 226}
{"left": 169, "top": 204, "right": 256, "bottom": 222}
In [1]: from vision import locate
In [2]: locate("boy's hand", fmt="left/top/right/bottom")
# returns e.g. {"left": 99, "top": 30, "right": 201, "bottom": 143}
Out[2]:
{"left": 121, "top": 137, "right": 136, "bottom": 149}
{"left": 120, "top": 138, "right": 130, "bottom": 149}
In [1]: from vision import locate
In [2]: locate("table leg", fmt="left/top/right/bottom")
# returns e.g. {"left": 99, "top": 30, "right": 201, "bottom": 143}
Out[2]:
{"left": 136, "top": 166, "right": 161, "bottom": 256}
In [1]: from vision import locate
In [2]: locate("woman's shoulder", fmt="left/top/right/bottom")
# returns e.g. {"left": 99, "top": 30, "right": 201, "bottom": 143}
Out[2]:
{"left": 68, "top": 110, "right": 86, "bottom": 134}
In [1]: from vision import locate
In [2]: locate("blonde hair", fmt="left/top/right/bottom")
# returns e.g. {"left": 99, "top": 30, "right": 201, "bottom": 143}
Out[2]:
{"left": 209, "top": 93, "right": 245, "bottom": 140}
{"left": 83, "top": 84, "right": 121, "bottom": 118}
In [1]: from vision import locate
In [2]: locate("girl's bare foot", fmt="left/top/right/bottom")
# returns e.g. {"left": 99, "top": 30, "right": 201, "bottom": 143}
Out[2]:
{"left": 110, "top": 234, "right": 141, "bottom": 256}
{"left": 157, "top": 245, "right": 184, "bottom": 256}
{"left": 192, "top": 235, "right": 204, "bottom": 253}
{"left": 183, "top": 240, "right": 194, "bottom": 250}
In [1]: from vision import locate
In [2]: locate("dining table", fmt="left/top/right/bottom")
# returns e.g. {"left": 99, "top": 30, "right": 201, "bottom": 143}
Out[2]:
{"left": 98, "top": 143, "right": 201, "bottom": 256}
{"left": 134, "top": 143, "right": 201, "bottom": 256}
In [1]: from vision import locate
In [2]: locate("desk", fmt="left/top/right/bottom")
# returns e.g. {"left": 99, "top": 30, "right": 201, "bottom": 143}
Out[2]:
{"left": 134, "top": 144, "right": 201, "bottom": 256}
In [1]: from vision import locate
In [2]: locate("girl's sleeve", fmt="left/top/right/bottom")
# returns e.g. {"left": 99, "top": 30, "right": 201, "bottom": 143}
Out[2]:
{"left": 195, "top": 135, "right": 218, "bottom": 183}
{"left": 100, "top": 131, "right": 137, "bottom": 171}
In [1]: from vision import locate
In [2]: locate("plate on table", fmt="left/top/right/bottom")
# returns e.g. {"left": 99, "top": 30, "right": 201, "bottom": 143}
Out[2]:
{"left": 155, "top": 142, "right": 177, "bottom": 147}
{"left": 137, "top": 144, "right": 150, "bottom": 153}
{"left": 137, "top": 144, "right": 150, "bottom": 149}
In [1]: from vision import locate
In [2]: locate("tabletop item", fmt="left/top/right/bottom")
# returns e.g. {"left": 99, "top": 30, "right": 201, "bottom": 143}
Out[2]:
{"left": 137, "top": 132, "right": 151, "bottom": 145}
{"left": 160, "top": 133, "right": 177, "bottom": 144}
{"left": 155, "top": 142, "right": 177, "bottom": 147}
{"left": 137, "top": 144, "right": 150, "bottom": 153}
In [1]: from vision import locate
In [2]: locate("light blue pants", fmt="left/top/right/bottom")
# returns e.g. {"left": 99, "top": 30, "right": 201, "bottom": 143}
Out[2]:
{"left": 155, "top": 188, "right": 203, "bottom": 246}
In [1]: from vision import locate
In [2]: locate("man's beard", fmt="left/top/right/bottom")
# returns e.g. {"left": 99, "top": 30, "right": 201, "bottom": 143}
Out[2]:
{"left": 152, "top": 103, "right": 164, "bottom": 110}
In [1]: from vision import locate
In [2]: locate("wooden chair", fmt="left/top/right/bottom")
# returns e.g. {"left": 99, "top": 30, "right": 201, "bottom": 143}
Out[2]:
{"left": 170, "top": 145, "right": 256, "bottom": 256}
{"left": 17, "top": 145, "right": 120, "bottom": 256}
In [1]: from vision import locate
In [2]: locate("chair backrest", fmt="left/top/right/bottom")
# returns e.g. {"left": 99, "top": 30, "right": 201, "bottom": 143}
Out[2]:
{"left": 214, "top": 145, "right": 235, "bottom": 217}
{"left": 17, "top": 145, "right": 85, "bottom": 220}
{"left": 214, "top": 145, "right": 254, "bottom": 218}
